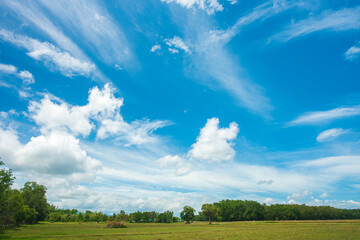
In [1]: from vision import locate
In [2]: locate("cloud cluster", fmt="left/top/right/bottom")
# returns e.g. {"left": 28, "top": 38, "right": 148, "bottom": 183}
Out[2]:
{"left": 0, "top": 128, "right": 101, "bottom": 182}
{"left": 0, "top": 63, "right": 35, "bottom": 85}
{"left": 161, "top": 0, "right": 224, "bottom": 15}
{"left": 29, "top": 84, "right": 169, "bottom": 145}
{"left": 164, "top": 36, "right": 191, "bottom": 54}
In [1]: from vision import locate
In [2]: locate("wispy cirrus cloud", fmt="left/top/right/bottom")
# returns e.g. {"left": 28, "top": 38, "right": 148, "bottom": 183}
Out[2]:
{"left": 2, "top": 0, "right": 134, "bottom": 69}
{"left": 0, "top": 30, "right": 95, "bottom": 77}
{"left": 270, "top": 6, "right": 360, "bottom": 42}
{"left": 344, "top": 42, "right": 360, "bottom": 61}
{"left": 289, "top": 106, "right": 360, "bottom": 126}
{"left": 316, "top": 128, "right": 349, "bottom": 142}
{"left": 37, "top": 0, "right": 134, "bottom": 68}
{"left": 183, "top": 1, "right": 300, "bottom": 117}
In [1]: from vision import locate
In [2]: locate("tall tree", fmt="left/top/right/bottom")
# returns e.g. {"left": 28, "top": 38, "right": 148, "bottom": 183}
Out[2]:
{"left": 201, "top": 203, "right": 220, "bottom": 224}
{"left": 21, "top": 182, "right": 48, "bottom": 222}
{"left": 180, "top": 206, "right": 195, "bottom": 224}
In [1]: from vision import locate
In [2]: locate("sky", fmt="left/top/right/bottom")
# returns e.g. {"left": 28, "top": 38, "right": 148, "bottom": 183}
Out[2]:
{"left": 0, "top": 0, "right": 360, "bottom": 214}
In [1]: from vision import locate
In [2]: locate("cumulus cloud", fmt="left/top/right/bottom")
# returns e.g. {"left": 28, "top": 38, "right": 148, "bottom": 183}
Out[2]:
{"left": 316, "top": 128, "right": 349, "bottom": 142}
{"left": 0, "top": 128, "right": 101, "bottom": 179}
{"left": 29, "top": 84, "right": 169, "bottom": 145}
{"left": 164, "top": 36, "right": 191, "bottom": 54}
{"left": 189, "top": 117, "right": 239, "bottom": 162}
{"left": 289, "top": 106, "right": 360, "bottom": 125}
{"left": 0, "top": 30, "right": 95, "bottom": 77}
{"left": 161, "top": 0, "right": 224, "bottom": 15}
{"left": 263, "top": 197, "right": 275, "bottom": 205}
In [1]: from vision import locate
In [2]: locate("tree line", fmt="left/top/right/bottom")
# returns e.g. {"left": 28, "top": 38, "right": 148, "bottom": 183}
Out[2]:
{"left": 200, "top": 200, "right": 360, "bottom": 223}
{"left": 1, "top": 160, "right": 360, "bottom": 231}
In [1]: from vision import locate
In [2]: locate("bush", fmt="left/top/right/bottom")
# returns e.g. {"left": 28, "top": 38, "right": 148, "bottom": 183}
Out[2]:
{"left": 106, "top": 220, "right": 127, "bottom": 228}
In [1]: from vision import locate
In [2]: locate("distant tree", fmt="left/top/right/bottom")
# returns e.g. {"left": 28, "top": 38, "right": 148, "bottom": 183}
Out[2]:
{"left": 201, "top": 204, "right": 220, "bottom": 224}
{"left": 21, "top": 182, "right": 48, "bottom": 222}
{"left": 180, "top": 206, "right": 195, "bottom": 224}
{"left": 130, "top": 211, "right": 143, "bottom": 223}
{"left": 155, "top": 211, "right": 173, "bottom": 223}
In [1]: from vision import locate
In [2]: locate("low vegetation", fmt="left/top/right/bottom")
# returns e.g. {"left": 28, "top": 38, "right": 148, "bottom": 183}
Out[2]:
{"left": 2, "top": 220, "right": 360, "bottom": 239}
{"left": 106, "top": 220, "right": 127, "bottom": 228}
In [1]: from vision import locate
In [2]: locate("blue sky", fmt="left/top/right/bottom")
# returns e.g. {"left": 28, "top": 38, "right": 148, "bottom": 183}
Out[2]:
{"left": 1, "top": 0, "right": 360, "bottom": 214}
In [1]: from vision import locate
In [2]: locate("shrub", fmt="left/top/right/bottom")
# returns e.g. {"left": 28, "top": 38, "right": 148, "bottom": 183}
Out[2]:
{"left": 106, "top": 220, "right": 127, "bottom": 228}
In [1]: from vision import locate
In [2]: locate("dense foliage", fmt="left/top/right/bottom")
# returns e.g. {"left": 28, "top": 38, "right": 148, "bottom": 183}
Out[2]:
{"left": 211, "top": 200, "right": 360, "bottom": 222}
{"left": 180, "top": 205, "right": 196, "bottom": 224}
{"left": 0, "top": 161, "right": 48, "bottom": 231}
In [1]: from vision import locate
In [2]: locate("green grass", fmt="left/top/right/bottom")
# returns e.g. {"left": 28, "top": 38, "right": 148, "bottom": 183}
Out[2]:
{"left": 1, "top": 220, "right": 360, "bottom": 239}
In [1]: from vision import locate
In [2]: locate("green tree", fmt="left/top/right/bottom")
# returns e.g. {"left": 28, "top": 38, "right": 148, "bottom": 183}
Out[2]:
{"left": 201, "top": 203, "right": 220, "bottom": 224}
{"left": 180, "top": 206, "right": 195, "bottom": 224}
{"left": 0, "top": 160, "right": 17, "bottom": 230}
{"left": 21, "top": 182, "right": 48, "bottom": 222}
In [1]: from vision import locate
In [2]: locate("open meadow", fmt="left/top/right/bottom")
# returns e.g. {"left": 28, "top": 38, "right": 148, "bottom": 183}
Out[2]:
{"left": 2, "top": 220, "right": 360, "bottom": 240}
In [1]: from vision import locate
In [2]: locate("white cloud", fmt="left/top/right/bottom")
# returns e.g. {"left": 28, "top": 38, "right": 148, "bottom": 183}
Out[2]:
{"left": 287, "top": 190, "right": 311, "bottom": 203}
{"left": 18, "top": 70, "right": 35, "bottom": 85}
{"left": 316, "top": 128, "right": 349, "bottom": 142}
{"left": 168, "top": 48, "right": 179, "bottom": 54}
{"left": 29, "top": 84, "right": 169, "bottom": 145}
{"left": 289, "top": 106, "right": 360, "bottom": 125}
{"left": 0, "top": 63, "right": 35, "bottom": 84}
{"left": 189, "top": 117, "right": 239, "bottom": 162}
{"left": 319, "top": 193, "right": 329, "bottom": 198}
{"left": 263, "top": 197, "right": 275, "bottom": 205}
{"left": 36, "top": 0, "right": 134, "bottom": 67}
{"left": 0, "top": 63, "right": 17, "bottom": 74}
{"left": 182, "top": 1, "right": 292, "bottom": 117}
{"left": 344, "top": 43, "right": 360, "bottom": 61}
{"left": 270, "top": 6, "right": 360, "bottom": 42}
{"left": 161, "top": 0, "right": 224, "bottom": 15}
{"left": 0, "top": 30, "right": 95, "bottom": 77}
{"left": 0, "top": 128, "right": 101, "bottom": 178}
{"left": 97, "top": 118, "right": 171, "bottom": 146}
{"left": 295, "top": 155, "right": 360, "bottom": 177}
{"left": 165, "top": 36, "right": 191, "bottom": 54}
{"left": 150, "top": 44, "right": 161, "bottom": 53}
{"left": 156, "top": 155, "right": 192, "bottom": 176}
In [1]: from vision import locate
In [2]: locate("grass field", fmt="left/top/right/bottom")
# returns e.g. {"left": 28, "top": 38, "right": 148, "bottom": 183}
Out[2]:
{"left": 1, "top": 220, "right": 360, "bottom": 239}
